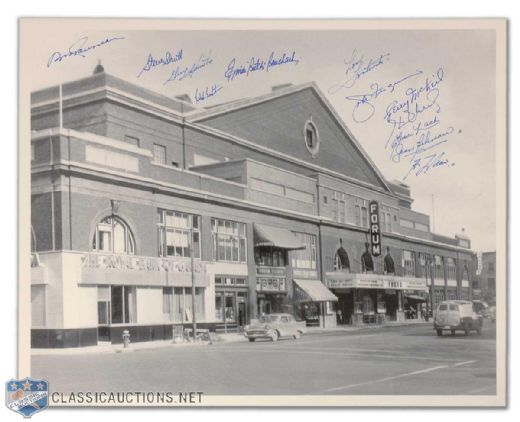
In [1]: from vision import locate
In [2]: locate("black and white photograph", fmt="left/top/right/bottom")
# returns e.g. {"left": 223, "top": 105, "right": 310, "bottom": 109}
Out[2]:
{"left": 16, "top": 18, "right": 506, "bottom": 408}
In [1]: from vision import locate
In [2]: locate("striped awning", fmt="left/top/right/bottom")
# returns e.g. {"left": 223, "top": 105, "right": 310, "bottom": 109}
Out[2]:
{"left": 293, "top": 279, "right": 338, "bottom": 302}
{"left": 254, "top": 224, "right": 306, "bottom": 250}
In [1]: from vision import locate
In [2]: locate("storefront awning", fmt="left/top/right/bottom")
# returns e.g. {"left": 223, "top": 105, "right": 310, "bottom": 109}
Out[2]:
{"left": 254, "top": 224, "right": 306, "bottom": 250}
{"left": 293, "top": 279, "right": 338, "bottom": 302}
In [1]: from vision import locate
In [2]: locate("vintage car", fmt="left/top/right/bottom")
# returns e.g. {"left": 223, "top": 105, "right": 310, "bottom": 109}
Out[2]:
{"left": 433, "top": 300, "right": 483, "bottom": 336}
{"left": 244, "top": 313, "right": 306, "bottom": 342}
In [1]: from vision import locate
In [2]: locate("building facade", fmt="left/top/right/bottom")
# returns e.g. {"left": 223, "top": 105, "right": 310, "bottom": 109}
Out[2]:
{"left": 473, "top": 251, "right": 496, "bottom": 305}
{"left": 30, "top": 68, "right": 477, "bottom": 347}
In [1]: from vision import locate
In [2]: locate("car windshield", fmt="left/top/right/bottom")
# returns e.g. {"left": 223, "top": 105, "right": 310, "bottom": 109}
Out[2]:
{"left": 259, "top": 315, "right": 281, "bottom": 323}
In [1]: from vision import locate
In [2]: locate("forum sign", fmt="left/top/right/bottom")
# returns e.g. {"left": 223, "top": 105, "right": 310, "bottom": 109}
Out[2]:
{"left": 369, "top": 201, "right": 381, "bottom": 257}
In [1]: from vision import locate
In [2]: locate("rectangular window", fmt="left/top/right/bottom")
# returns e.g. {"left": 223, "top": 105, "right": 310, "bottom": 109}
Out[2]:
{"left": 402, "top": 250, "right": 416, "bottom": 277}
{"left": 153, "top": 143, "right": 167, "bottom": 164}
{"left": 386, "top": 213, "right": 392, "bottom": 232}
{"left": 254, "top": 248, "right": 287, "bottom": 266}
{"left": 331, "top": 198, "right": 338, "bottom": 221}
{"left": 400, "top": 219, "right": 414, "bottom": 229}
{"left": 434, "top": 255, "right": 445, "bottom": 281}
{"left": 163, "top": 287, "right": 173, "bottom": 321}
{"left": 291, "top": 232, "right": 317, "bottom": 269}
{"left": 361, "top": 206, "right": 368, "bottom": 228}
{"left": 211, "top": 218, "right": 247, "bottom": 263}
{"left": 445, "top": 257, "right": 457, "bottom": 280}
{"left": 158, "top": 210, "right": 201, "bottom": 258}
{"left": 111, "top": 286, "right": 136, "bottom": 324}
{"left": 418, "top": 253, "right": 432, "bottom": 279}
{"left": 354, "top": 205, "right": 361, "bottom": 226}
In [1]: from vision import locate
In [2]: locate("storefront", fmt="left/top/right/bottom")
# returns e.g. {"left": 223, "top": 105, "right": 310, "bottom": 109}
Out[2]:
{"left": 326, "top": 272, "right": 428, "bottom": 325}
{"left": 253, "top": 223, "right": 306, "bottom": 317}
{"left": 293, "top": 279, "right": 338, "bottom": 327}
{"left": 214, "top": 275, "right": 248, "bottom": 332}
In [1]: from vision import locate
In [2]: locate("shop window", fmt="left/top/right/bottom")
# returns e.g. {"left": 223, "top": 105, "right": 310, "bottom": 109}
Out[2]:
{"left": 172, "top": 287, "right": 205, "bottom": 322}
{"left": 211, "top": 218, "right": 247, "bottom": 263}
{"left": 153, "top": 143, "right": 167, "bottom": 164}
{"left": 92, "top": 216, "right": 135, "bottom": 254}
{"left": 158, "top": 210, "right": 201, "bottom": 258}
{"left": 291, "top": 232, "right": 317, "bottom": 269}
{"left": 254, "top": 248, "right": 286, "bottom": 267}
{"left": 111, "top": 286, "right": 136, "bottom": 324}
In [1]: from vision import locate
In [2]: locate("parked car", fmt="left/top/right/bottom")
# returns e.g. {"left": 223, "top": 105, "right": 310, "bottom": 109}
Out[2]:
{"left": 483, "top": 306, "right": 496, "bottom": 322}
{"left": 244, "top": 313, "right": 306, "bottom": 342}
{"left": 472, "top": 300, "right": 489, "bottom": 316}
{"left": 433, "top": 300, "right": 483, "bottom": 336}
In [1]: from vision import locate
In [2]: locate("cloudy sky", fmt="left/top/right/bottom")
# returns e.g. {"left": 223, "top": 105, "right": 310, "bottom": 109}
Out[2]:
{"left": 24, "top": 23, "right": 498, "bottom": 252}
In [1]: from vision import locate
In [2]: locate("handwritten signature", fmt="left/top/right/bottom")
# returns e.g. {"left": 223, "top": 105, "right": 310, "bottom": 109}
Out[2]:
{"left": 328, "top": 49, "right": 391, "bottom": 93}
{"left": 194, "top": 84, "right": 223, "bottom": 103}
{"left": 163, "top": 51, "right": 213, "bottom": 85}
{"left": 47, "top": 36, "right": 125, "bottom": 68}
{"left": 224, "top": 51, "right": 300, "bottom": 82}
{"left": 344, "top": 69, "right": 424, "bottom": 123}
{"left": 403, "top": 151, "right": 455, "bottom": 180}
{"left": 137, "top": 49, "right": 183, "bottom": 78}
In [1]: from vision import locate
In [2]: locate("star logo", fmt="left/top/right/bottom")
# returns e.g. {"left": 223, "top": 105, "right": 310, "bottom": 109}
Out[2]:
{"left": 22, "top": 380, "right": 32, "bottom": 390}
{"left": 9, "top": 382, "right": 18, "bottom": 390}
{"left": 36, "top": 383, "right": 45, "bottom": 390}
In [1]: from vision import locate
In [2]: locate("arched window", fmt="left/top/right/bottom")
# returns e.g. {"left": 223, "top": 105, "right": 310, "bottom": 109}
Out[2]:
{"left": 92, "top": 216, "right": 135, "bottom": 254}
{"left": 333, "top": 247, "right": 350, "bottom": 272}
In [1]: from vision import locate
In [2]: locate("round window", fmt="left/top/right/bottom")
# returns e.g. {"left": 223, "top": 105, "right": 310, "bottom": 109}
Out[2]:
{"left": 303, "top": 119, "right": 320, "bottom": 157}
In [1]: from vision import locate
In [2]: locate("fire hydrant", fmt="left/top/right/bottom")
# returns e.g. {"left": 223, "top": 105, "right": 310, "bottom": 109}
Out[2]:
{"left": 122, "top": 330, "right": 131, "bottom": 348}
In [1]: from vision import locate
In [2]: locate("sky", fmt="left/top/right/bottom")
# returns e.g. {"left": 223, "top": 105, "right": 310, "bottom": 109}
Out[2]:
{"left": 24, "top": 25, "right": 497, "bottom": 252}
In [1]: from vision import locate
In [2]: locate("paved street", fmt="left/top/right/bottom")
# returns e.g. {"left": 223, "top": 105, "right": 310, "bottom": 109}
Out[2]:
{"left": 32, "top": 323, "right": 496, "bottom": 396}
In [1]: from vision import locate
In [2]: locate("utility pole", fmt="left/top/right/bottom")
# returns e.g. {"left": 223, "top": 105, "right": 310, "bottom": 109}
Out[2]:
{"left": 190, "top": 225, "right": 197, "bottom": 340}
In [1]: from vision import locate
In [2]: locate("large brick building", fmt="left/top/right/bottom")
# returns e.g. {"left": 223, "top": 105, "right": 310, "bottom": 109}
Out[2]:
{"left": 30, "top": 67, "right": 477, "bottom": 347}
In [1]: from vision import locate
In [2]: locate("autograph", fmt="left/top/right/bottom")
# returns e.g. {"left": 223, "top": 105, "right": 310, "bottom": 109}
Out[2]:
{"left": 328, "top": 49, "right": 391, "bottom": 94}
{"left": 163, "top": 52, "right": 213, "bottom": 84}
{"left": 344, "top": 69, "right": 423, "bottom": 123}
{"left": 47, "top": 36, "right": 125, "bottom": 68}
{"left": 403, "top": 151, "right": 455, "bottom": 180}
{"left": 194, "top": 84, "right": 223, "bottom": 103}
{"left": 137, "top": 49, "right": 183, "bottom": 78}
{"left": 224, "top": 51, "right": 300, "bottom": 83}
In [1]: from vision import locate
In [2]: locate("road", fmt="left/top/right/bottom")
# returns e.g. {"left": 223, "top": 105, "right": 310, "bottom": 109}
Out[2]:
{"left": 31, "top": 323, "right": 496, "bottom": 396}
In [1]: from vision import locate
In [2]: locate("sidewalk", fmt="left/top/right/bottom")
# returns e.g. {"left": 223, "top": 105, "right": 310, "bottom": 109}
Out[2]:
{"left": 31, "top": 320, "right": 431, "bottom": 356}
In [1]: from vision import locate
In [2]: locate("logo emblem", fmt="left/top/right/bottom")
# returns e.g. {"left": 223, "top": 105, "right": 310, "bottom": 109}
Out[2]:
{"left": 6, "top": 377, "right": 49, "bottom": 418}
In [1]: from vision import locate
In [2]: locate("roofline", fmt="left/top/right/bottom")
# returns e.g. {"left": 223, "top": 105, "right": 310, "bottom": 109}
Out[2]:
{"left": 187, "top": 81, "right": 394, "bottom": 194}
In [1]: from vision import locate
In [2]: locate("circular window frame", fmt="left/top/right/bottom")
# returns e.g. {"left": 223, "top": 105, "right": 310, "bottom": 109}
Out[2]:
{"left": 303, "top": 119, "right": 320, "bottom": 158}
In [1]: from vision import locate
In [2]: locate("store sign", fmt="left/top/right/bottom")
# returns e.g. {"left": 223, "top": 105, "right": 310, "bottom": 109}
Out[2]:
{"left": 81, "top": 253, "right": 205, "bottom": 273}
{"left": 256, "top": 266, "right": 286, "bottom": 276}
{"left": 256, "top": 277, "right": 287, "bottom": 292}
{"left": 369, "top": 201, "right": 381, "bottom": 256}
{"left": 326, "top": 273, "right": 427, "bottom": 291}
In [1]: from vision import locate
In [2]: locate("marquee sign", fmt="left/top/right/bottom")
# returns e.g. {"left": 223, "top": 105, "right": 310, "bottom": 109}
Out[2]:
{"left": 369, "top": 200, "right": 381, "bottom": 256}
{"left": 325, "top": 273, "right": 427, "bottom": 291}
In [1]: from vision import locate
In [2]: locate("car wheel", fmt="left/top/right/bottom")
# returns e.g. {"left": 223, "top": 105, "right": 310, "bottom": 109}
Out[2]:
{"left": 248, "top": 338, "right": 255, "bottom": 342}
{"left": 293, "top": 331, "right": 301, "bottom": 340}
{"left": 271, "top": 330, "right": 279, "bottom": 342}
{"left": 436, "top": 329, "right": 443, "bottom": 336}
